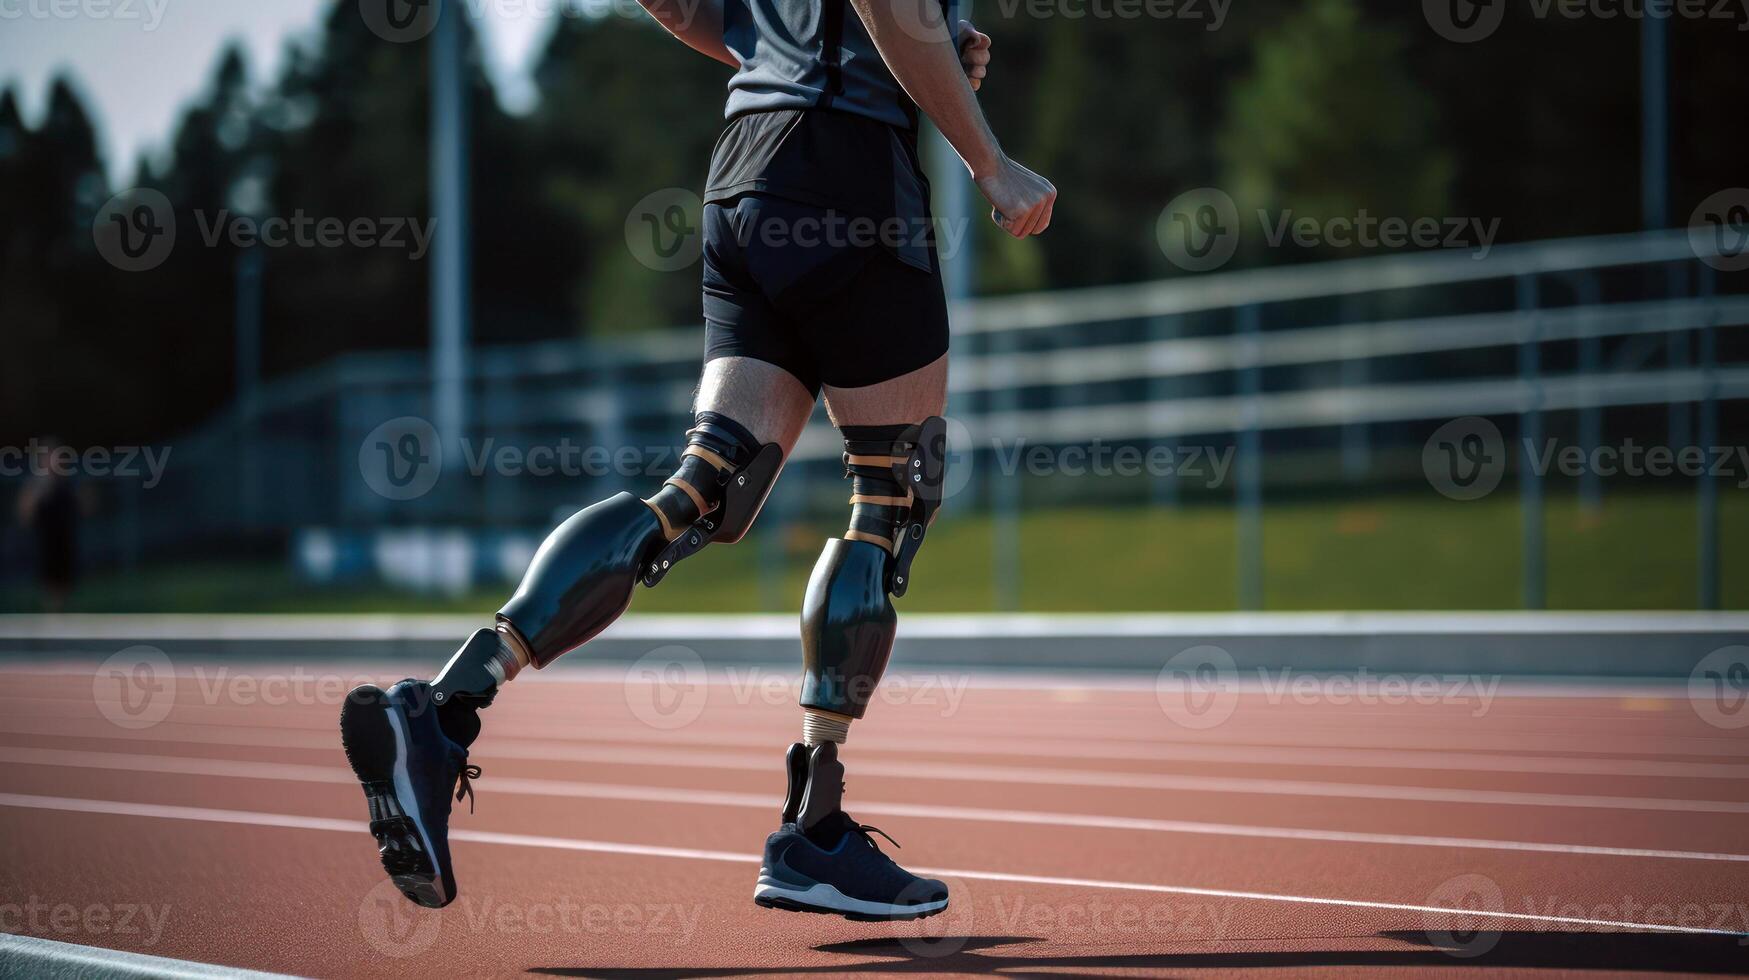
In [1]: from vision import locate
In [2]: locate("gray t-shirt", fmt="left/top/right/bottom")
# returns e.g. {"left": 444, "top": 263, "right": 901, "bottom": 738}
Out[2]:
{"left": 721, "top": 0, "right": 960, "bottom": 130}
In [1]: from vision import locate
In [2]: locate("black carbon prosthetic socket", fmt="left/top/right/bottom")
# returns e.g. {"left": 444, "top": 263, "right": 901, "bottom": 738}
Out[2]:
{"left": 841, "top": 424, "right": 911, "bottom": 549}
{"left": 644, "top": 412, "right": 762, "bottom": 539}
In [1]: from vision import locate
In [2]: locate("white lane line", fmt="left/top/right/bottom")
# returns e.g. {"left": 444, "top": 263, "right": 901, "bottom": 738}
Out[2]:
{"left": 8, "top": 747, "right": 1747, "bottom": 864}
{"left": 9, "top": 728, "right": 1749, "bottom": 816}
{"left": 24, "top": 697, "right": 1749, "bottom": 765}
{"left": 0, "top": 934, "right": 303, "bottom": 980}
{"left": 1, "top": 791, "right": 1743, "bottom": 939}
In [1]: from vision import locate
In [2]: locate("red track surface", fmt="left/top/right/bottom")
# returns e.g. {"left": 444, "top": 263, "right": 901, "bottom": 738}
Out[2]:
{"left": 4, "top": 663, "right": 1749, "bottom": 977}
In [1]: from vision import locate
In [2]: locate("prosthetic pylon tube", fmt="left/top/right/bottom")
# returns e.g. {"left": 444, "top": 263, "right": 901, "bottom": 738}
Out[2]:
{"left": 799, "top": 538, "right": 897, "bottom": 720}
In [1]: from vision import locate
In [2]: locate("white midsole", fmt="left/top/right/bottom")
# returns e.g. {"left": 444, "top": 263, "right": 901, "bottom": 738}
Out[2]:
{"left": 755, "top": 879, "right": 948, "bottom": 917}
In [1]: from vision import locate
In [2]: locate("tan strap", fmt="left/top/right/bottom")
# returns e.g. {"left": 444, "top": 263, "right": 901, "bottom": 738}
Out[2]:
{"left": 845, "top": 453, "right": 904, "bottom": 469}
{"left": 683, "top": 445, "right": 733, "bottom": 473}
{"left": 849, "top": 493, "right": 912, "bottom": 508}
{"left": 844, "top": 529, "right": 896, "bottom": 553}
{"left": 663, "top": 476, "right": 712, "bottom": 519}
{"left": 642, "top": 498, "right": 680, "bottom": 542}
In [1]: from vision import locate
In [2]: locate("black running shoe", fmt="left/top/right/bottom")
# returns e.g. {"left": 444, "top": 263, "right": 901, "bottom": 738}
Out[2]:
{"left": 755, "top": 812, "right": 949, "bottom": 921}
{"left": 339, "top": 679, "right": 479, "bottom": 909}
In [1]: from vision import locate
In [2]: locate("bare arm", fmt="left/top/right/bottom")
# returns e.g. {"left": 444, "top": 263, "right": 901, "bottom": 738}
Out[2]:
{"left": 636, "top": 0, "right": 737, "bottom": 68}
{"left": 846, "top": 0, "right": 1055, "bottom": 236}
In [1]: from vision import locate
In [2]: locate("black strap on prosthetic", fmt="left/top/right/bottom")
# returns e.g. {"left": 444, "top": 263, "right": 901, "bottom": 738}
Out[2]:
{"left": 841, "top": 416, "right": 946, "bottom": 597}
{"left": 641, "top": 412, "right": 782, "bottom": 588}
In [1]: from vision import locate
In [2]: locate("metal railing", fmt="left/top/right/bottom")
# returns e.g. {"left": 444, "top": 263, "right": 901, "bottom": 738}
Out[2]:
{"left": 6, "top": 228, "right": 1742, "bottom": 610}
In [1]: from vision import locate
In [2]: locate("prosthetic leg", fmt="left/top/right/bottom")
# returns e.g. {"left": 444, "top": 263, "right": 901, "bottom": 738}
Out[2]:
{"left": 427, "top": 412, "right": 783, "bottom": 734}
{"left": 343, "top": 411, "right": 782, "bottom": 908}
{"left": 753, "top": 417, "right": 950, "bottom": 920}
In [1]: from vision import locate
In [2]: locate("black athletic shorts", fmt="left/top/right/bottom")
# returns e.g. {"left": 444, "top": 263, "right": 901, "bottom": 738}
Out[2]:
{"left": 702, "top": 193, "right": 950, "bottom": 395}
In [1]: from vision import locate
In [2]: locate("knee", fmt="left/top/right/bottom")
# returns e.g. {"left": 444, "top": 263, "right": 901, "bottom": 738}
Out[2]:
{"left": 837, "top": 417, "right": 946, "bottom": 597}
{"left": 644, "top": 411, "right": 779, "bottom": 544}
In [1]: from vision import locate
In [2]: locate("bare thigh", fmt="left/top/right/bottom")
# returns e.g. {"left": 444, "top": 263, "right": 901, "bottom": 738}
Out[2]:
{"left": 821, "top": 353, "right": 947, "bottom": 428}
{"left": 694, "top": 356, "right": 817, "bottom": 455}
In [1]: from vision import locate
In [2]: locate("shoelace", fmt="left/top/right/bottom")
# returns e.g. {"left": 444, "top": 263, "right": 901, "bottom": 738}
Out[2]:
{"left": 454, "top": 764, "right": 483, "bottom": 814}
{"left": 853, "top": 823, "right": 900, "bottom": 850}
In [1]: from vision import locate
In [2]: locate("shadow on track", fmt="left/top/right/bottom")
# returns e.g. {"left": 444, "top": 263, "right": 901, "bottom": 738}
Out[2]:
{"left": 532, "top": 931, "right": 1749, "bottom": 977}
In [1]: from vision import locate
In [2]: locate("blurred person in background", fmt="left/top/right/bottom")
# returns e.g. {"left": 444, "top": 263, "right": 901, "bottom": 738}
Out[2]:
{"left": 14, "top": 438, "right": 93, "bottom": 613}
{"left": 339, "top": 0, "right": 1053, "bottom": 926}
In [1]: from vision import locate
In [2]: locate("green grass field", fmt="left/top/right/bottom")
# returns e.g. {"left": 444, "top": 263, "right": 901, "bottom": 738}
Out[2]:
{"left": 5, "top": 491, "right": 1741, "bottom": 613}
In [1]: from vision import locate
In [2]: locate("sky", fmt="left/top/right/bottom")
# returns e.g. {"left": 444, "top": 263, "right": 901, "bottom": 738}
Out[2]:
{"left": 0, "top": 0, "right": 563, "bottom": 182}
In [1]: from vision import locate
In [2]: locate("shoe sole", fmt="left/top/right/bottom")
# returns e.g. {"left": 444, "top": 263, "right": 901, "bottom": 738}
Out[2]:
{"left": 753, "top": 878, "right": 948, "bottom": 922}
{"left": 340, "top": 687, "right": 452, "bottom": 909}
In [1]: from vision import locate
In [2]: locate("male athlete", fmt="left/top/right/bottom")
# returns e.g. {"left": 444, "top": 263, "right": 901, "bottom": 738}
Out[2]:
{"left": 340, "top": 0, "right": 1054, "bottom": 921}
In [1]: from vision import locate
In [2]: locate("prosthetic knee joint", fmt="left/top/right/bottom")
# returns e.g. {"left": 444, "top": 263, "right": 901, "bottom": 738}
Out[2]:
{"left": 799, "top": 417, "right": 946, "bottom": 722}
{"left": 431, "top": 412, "right": 781, "bottom": 712}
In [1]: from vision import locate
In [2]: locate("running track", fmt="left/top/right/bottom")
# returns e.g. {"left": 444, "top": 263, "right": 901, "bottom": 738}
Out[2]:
{"left": 3, "top": 662, "right": 1749, "bottom": 976}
